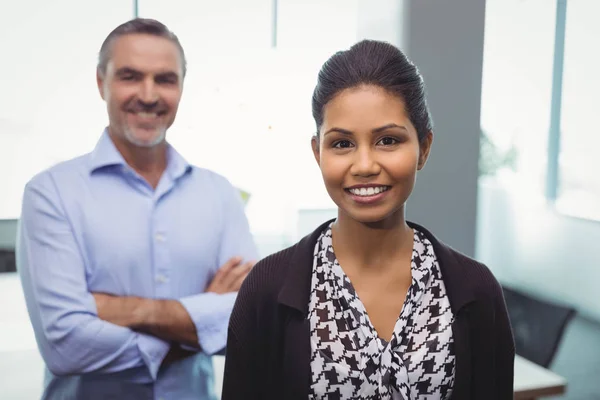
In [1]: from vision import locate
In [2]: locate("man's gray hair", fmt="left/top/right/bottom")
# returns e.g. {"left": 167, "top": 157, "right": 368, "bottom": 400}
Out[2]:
{"left": 97, "top": 18, "right": 187, "bottom": 77}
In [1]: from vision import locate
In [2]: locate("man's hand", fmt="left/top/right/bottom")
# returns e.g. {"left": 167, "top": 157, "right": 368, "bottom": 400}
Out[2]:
{"left": 92, "top": 256, "right": 255, "bottom": 353}
{"left": 206, "top": 256, "right": 255, "bottom": 294}
{"left": 162, "top": 345, "right": 198, "bottom": 367}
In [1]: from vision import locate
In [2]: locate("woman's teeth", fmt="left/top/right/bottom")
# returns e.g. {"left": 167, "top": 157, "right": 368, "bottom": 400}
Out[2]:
{"left": 348, "top": 186, "right": 389, "bottom": 196}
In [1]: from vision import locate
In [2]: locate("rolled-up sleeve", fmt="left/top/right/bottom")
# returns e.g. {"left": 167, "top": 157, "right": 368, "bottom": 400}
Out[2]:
{"left": 179, "top": 292, "right": 237, "bottom": 354}
{"left": 179, "top": 175, "right": 259, "bottom": 354}
{"left": 17, "top": 173, "right": 170, "bottom": 379}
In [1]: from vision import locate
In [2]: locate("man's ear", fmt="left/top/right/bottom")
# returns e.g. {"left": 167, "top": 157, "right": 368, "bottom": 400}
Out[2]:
{"left": 311, "top": 135, "right": 321, "bottom": 166}
{"left": 418, "top": 131, "right": 434, "bottom": 170}
{"left": 97, "top": 69, "right": 106, "bottom": 100}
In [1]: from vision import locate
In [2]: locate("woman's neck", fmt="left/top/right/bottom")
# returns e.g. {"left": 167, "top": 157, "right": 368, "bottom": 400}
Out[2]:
{"left": 331, "top": 208, "right": 414, "bottom": 272}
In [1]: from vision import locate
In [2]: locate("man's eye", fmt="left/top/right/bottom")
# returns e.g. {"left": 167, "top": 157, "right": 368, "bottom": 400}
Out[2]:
{"left": 157, "top": 77, "right": 177, "bottom": 84}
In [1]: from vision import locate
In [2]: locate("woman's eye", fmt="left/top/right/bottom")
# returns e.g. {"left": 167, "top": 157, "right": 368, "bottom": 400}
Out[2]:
{"left": 333, "top": 140, "right": 353, "bottom": 149}
{"left": 378, "top": 137, "right": 399, "bottom": 146}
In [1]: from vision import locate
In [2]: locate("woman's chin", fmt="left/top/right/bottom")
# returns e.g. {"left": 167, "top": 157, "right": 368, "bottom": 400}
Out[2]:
{"left": 340, "top": 207, "right": 405, "bottom": 227}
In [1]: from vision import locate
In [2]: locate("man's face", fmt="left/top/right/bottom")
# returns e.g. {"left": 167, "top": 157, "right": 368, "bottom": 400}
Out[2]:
{"left": 97, "top": 33, "right": 184, "bottom": 147}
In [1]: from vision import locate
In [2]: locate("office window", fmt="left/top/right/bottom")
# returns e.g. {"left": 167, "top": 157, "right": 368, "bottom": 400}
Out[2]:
{"left": 0, "top": 1, "right": 132, "bottom": 219}
{"left": 139, "top": 0, "right": 358, "bottom": 238}
{"left": 555, "top": 0, "right": 600, "bottom": 220}
{"left": 479, "top": 0, "right": 556, "bottom": 198}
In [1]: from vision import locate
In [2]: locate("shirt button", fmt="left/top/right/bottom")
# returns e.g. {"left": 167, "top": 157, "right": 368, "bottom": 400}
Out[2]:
{"left": 155, "top": 233, "right": 166, "bottom": 242}
{"left": 155, "top": 275, "right": 168, "bottom": 284}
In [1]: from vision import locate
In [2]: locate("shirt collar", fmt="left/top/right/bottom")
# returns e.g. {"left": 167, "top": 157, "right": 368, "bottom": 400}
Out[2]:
{"left": 165, "top": 142, "right": 193, "bottom": 181}
{"left": 87, "top": 128, "right": 192, "bottom": 179}
{"left": 88, "top": 128, "right": 125, "bottom": 172}
{"left": 277, "top": 219, "right": 478, "bottom": 317}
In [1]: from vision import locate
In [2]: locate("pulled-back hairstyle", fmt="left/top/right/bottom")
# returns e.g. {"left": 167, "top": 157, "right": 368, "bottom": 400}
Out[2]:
{"left": 312, "top": 40, "right": 432, "bottom": 142}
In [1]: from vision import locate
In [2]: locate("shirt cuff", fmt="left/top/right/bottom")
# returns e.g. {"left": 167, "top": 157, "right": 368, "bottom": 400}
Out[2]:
{"left": 137, "top": 332, "right": 171, "bottom": 380}
{"left": 178, "top": 292, "right": 237, "bottom": 355}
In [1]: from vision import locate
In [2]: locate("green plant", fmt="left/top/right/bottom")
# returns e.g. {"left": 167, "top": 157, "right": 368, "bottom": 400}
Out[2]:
{"left": 479, "top": 129, "right": 518, "bottom": 176}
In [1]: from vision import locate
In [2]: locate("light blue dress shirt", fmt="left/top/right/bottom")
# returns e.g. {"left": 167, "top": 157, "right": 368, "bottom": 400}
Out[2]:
{"left": 17, "top": 130, "right": 258, "bottom": 400}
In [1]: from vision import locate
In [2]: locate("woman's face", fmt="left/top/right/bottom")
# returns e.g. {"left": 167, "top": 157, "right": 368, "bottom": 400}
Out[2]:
{"left": 312, "top": 84, "right": 432, "bottom": 226}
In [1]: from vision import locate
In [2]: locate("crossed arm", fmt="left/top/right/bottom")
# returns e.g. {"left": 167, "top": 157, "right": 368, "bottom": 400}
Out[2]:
{"left": 92, "top": 256, "right": 253, "bottom": 349}
{"left": 17, "top": 174, "right": 256, "bottom": 377}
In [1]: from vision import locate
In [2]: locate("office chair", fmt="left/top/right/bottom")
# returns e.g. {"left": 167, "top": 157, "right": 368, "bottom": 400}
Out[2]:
{"left": 502, "top": 285, "right": 576, "bottom": 368}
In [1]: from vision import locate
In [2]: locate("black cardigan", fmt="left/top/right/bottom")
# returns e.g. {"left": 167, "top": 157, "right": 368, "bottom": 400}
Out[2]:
{"left": 222, "top": 220, "right": 515, "bottom": 399}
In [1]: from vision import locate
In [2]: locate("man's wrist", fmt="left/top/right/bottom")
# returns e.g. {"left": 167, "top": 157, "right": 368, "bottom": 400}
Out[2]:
{"left": 131, "top": 297, "right": 156, "bottom": 330}
{"left": 126, "top": 298, "right": 199, "bottom": 347}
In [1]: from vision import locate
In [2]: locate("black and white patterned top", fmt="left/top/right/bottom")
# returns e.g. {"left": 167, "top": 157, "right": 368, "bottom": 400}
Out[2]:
{"left": 308, "top": 223, "right": 456, "bottom": 399}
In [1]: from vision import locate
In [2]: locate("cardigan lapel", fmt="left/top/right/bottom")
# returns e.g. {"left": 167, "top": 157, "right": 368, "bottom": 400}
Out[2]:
{"left": 282, "top": 315, "right": 311, "bottom": 399}
{"left": 277, "top": 219, "right": 331, "bottom": 314}
{"left": 277, "top": 220, "right": 330, "bottom": 399}
{"left": 450, "top": 311, "right": 472, "bottom": 399}
{"left": 406, "top": 221, "right": 478, "bottom": 314}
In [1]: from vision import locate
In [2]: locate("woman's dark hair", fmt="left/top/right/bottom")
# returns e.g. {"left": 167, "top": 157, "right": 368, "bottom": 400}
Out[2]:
{"left": 311, "top": 39, "right": 432, "bottom": 142}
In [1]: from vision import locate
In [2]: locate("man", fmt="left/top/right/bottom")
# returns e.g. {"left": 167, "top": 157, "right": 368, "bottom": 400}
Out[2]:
{"left": 17, "top": 18, "right": 258, "bottom": 400}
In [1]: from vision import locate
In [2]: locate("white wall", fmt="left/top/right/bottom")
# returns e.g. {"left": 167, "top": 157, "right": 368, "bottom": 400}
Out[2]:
{"left": 356, "top": 0, "right": 407, "bottom": 48}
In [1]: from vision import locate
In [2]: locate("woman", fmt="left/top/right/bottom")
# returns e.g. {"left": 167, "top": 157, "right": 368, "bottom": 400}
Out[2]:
{"left": 222, "top": 40, "right": 514, "bottom": 400}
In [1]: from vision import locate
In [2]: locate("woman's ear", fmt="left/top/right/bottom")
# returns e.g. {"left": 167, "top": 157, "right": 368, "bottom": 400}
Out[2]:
{"left": 418, "top": 131, "right": 434, "bottom": 170}
{"left": 311, "top": 135, "right": 321, "bottom": 166}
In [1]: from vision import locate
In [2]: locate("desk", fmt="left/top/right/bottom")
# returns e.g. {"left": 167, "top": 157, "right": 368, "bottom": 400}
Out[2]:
{"left": 514, "top": 355, "right": 567, "bottom": 399}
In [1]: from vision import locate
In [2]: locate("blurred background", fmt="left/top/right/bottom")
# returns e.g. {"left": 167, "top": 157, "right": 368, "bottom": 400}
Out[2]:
{"left": 0, "top": 0, "right": 598, "bottom": 398}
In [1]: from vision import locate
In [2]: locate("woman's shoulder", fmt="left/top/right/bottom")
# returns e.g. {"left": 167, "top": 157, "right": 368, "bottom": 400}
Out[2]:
{"left": 230, "top": 222, "right": 330, "bottom": 340}
{"left": 244, "top": 244, "right": 299, "bottom": 295}
{"left": 446, "top": 248, "right": 503, "bottom": 294}
{"left": 239, "top": 219, "right": 333, "bottom": 304}
{"left": 411, "top": 221, "right": 504, "bottom": 303}
{"left": 230, "top": 244, "right": 299, "bottom": 333}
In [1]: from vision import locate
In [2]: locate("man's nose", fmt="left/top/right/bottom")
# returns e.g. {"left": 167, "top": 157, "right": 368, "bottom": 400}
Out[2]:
{"left": 139, "top": 78, "right": 159, "bottom": 104}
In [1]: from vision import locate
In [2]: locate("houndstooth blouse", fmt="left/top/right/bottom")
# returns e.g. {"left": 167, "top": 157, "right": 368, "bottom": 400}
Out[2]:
{"left": 308, "top": 223, "right": 456, "bottom": 399}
